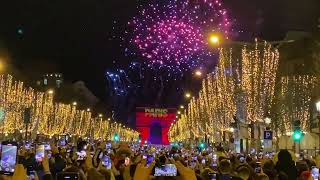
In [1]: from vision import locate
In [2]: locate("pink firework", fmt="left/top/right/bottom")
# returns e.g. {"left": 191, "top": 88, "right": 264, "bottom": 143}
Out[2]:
{"left": 128, "top": 0, "right": 232, "bottom": 69}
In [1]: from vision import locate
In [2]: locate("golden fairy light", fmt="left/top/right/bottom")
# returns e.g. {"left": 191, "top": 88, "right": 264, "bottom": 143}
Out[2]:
{"left": 169, "top": 40, "right": 280, "bottom": 142}
{"left": 273, "top": 75, "right": 317, "bottom": 135}
{"left": 0, "top": 74, "right": 138, "bottom": 141}
{"left": 240, "top": 40, "right": 279, "bottom": 123}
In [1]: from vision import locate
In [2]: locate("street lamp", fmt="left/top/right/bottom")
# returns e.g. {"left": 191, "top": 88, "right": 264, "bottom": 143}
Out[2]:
{"left": 177, "top": 111, "right": 181, "bottom": 115}
{"left": 72, "top": 102, "right": 77, "bottom": 106}
{"left": 195, "top": 70, "right": 202, "bottom": 77}
{"left": 180, "top": 105, "right": 184, "bottom": 109}
{"left": 87, "top": 108, "right": 90, "bottom": 112}
{"left": 264, "top": 117, "right": 271, "bottom": 125}
{"left": 99, "top": 114, "right": 103, "bottom": 118}
{"left": 48, "top": 89, "right": 54, "bottom": 94}
{"left": 209, "top": 34, "right": 220, "bottom": 45}
{"left": 185, "top": 93, "right": 191, "bottom": 98}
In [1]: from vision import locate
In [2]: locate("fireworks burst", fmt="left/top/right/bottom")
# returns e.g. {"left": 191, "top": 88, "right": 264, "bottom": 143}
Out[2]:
{"left": 128, "top": 0, "right": 231, "bottom": 70}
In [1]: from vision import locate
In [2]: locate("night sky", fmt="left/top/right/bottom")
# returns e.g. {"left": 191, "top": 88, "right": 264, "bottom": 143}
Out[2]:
{"left": 0, "top": 0, "right": 319, "bottom": 104}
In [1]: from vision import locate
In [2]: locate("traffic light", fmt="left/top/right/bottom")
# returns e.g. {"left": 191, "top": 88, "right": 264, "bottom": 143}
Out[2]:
{"left": 170, "top": 142, "right": 178, "bottom": 147}
{"left": 199, "top": 142, "right": 206, "bottom": 150}
{"left": 292, "top": 120, "right": 303, "bottom": 141}
{"left": 293, "top": 130, "right": 302, "bottom": 141}
{"left": 113, "top": 133, "right": 120, "bottom": 142}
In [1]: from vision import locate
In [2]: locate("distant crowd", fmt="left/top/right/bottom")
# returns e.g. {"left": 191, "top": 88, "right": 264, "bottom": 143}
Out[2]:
{"left": 0, "top": 138, "right": 318, "bottom": 180}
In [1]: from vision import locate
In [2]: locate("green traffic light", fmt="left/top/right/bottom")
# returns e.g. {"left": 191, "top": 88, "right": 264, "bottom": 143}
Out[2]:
{"left": 294, "top": 133, "right": 301, "bottom": 139}
{"left": 113, "top": 133, "right": 120, "bottom": 142}
{"left": 293, "top": 130, "right": 302, "bottom": 141}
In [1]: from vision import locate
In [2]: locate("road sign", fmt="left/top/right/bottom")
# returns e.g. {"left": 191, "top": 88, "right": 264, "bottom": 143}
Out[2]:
{"left": 264, "top": 130, "right": 273, "bottom": 140}
{"left": 263, "top": 139, "right": 272, "bottom": 151}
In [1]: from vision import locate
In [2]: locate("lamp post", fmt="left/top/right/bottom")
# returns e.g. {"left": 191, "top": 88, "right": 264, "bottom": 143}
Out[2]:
{"left": 264, "top": 117, "right": 273, "bottom": 152}
{"left": 264, "top": 117, "right": 271, "bottom": 129}
{"left": 185, "top": 93, "right": 191, "bottom": 99}
{"left": 316, "top": 101, "right": 320, "bottom": 154}
{"left": 98, "top": 114, "right": 103, "bottom": 139}
{"left": 72, "top": 102, "right": 77, "bottom": 135}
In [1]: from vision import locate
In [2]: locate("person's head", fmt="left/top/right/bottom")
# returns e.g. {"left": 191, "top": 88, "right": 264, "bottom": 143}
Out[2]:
{"left": 64, "top": 166, "right": 86, "bottom": 180}
{"left": 278, "top": 171, "right": 289, "bottom": 180}
{"left": 262, "top": 160, "right": 277, "bottom": 180}
{"left": 299, "top": 171, "right": 311, "bottom": 180}
{"left": 98, "top": 169, "right": 112, "bottom": 180}
{"left": 246, "top": 156, "right": 253, "bottom": 163}
{"left": 277, "top": 150, "right": 293, "bottom": 163}
{"left": 219, "top": 159, "right": 231, "bottom": 174}
{"left": 218, "top": 156, "right": 227, "bottom": 163}
{"left": 296, "top": 161, "right": 309, "bottom": 177}
{"left": 87, "top": 168, "right": 105, "bottom": 180}
{"left": 216, "top": 146, "right": 224, "bottom": 152}
{"left": 305, "top": 158, "right": 316, "bottom": 170}
{"left": 257, "top": 173, "right": 270, "bottom": 180}
{"left": 237, "top": 166, "right": 250, "bottom": 180}
{"left": 262, "top": 160, "right": 275, "bottom": 171}
{"left": 200, "top": 168, "right": 213, "bottom": 180}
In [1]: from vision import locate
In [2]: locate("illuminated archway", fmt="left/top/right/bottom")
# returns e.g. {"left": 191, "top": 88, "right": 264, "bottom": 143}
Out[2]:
{"left": 136, "top": 107, "right": 176, "bottom": 145}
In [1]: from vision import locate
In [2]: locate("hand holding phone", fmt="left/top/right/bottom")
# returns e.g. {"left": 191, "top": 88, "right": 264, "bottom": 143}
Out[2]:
{"left": 255, "top": 162, "right": 262, "bottom": 173}
{"left": 239, "top": 156, "right": 245, "bottom": 163}
{"left": 58, "top": 135, "right": 67, "bottom": 147}
{"left": 0, "top": 142, "right": 18, "bottom": 175}
{"left": 28, "top": 170, "right": 36, "bottom": 180}
{"left": 101, "top": 155, "right": 112, "bottom": 169}
{"left": 106, "top": 142, "right": 112, "bottom": 149}
{"left": 35, "top": 145, "right": 45, "bottom": 162}
{"left": 209, "top": 172, "right": 218, "bottom": 180}
{"left": 154, "top": 164, "right": 177, "bottom": 176}
{"left": 44, "top": 144, "right": 51, "bottom": 150}
{"left": 57, "top": 172, "right": 80, "bottom": 180}
{"left": 311, "top": 166, "right": 319, "bottom": 179}
{"left": 25, "top": 143, "right": 31, "bottom": 150}
{"left": 146, "top": 155, "right": 154, "bottom": 167}
{"left": 201, "top": 159, "right": 206, "bottom": 164}
{"left": 76, "top": 150, "right": 87, "bottom": 161}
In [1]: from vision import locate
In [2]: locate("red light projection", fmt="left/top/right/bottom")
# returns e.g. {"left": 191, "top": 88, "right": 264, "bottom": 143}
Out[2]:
{"left": 136, "top": 107, "right": 176, "bottom": 145}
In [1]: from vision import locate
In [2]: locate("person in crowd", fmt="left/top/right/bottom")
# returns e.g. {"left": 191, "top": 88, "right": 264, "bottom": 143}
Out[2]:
{"left": 296, "top": 160, "right": 309, "bottom": 178}
{"left": 275, "top": 149, "right": 297, "bottom": 180}
{"left": 256, "top": 173, "right": 269, "bottom": 180}
{"left": 2, "top": 138, "right": 320, "bottom": 180}
{"left": 278, "top": 171, "right": 289, "bottom": 180}
{"left": 237, "top": 166, "right": 250, "bottom": 180}
{"left": 298, "top": 171, "right": 312, "bottom": 180}
{"left": 262, "top": 160, "right": 277, "bottom": 180}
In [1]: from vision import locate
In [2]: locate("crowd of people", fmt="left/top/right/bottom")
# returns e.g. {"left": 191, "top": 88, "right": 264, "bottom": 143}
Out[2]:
{"left": 0, "top": 138, "right": 319, "bottom": 180}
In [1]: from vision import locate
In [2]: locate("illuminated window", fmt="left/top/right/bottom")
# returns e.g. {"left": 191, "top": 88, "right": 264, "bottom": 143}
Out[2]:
{"left": 44, "top": 79, "right": 48, "bottom": 85}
